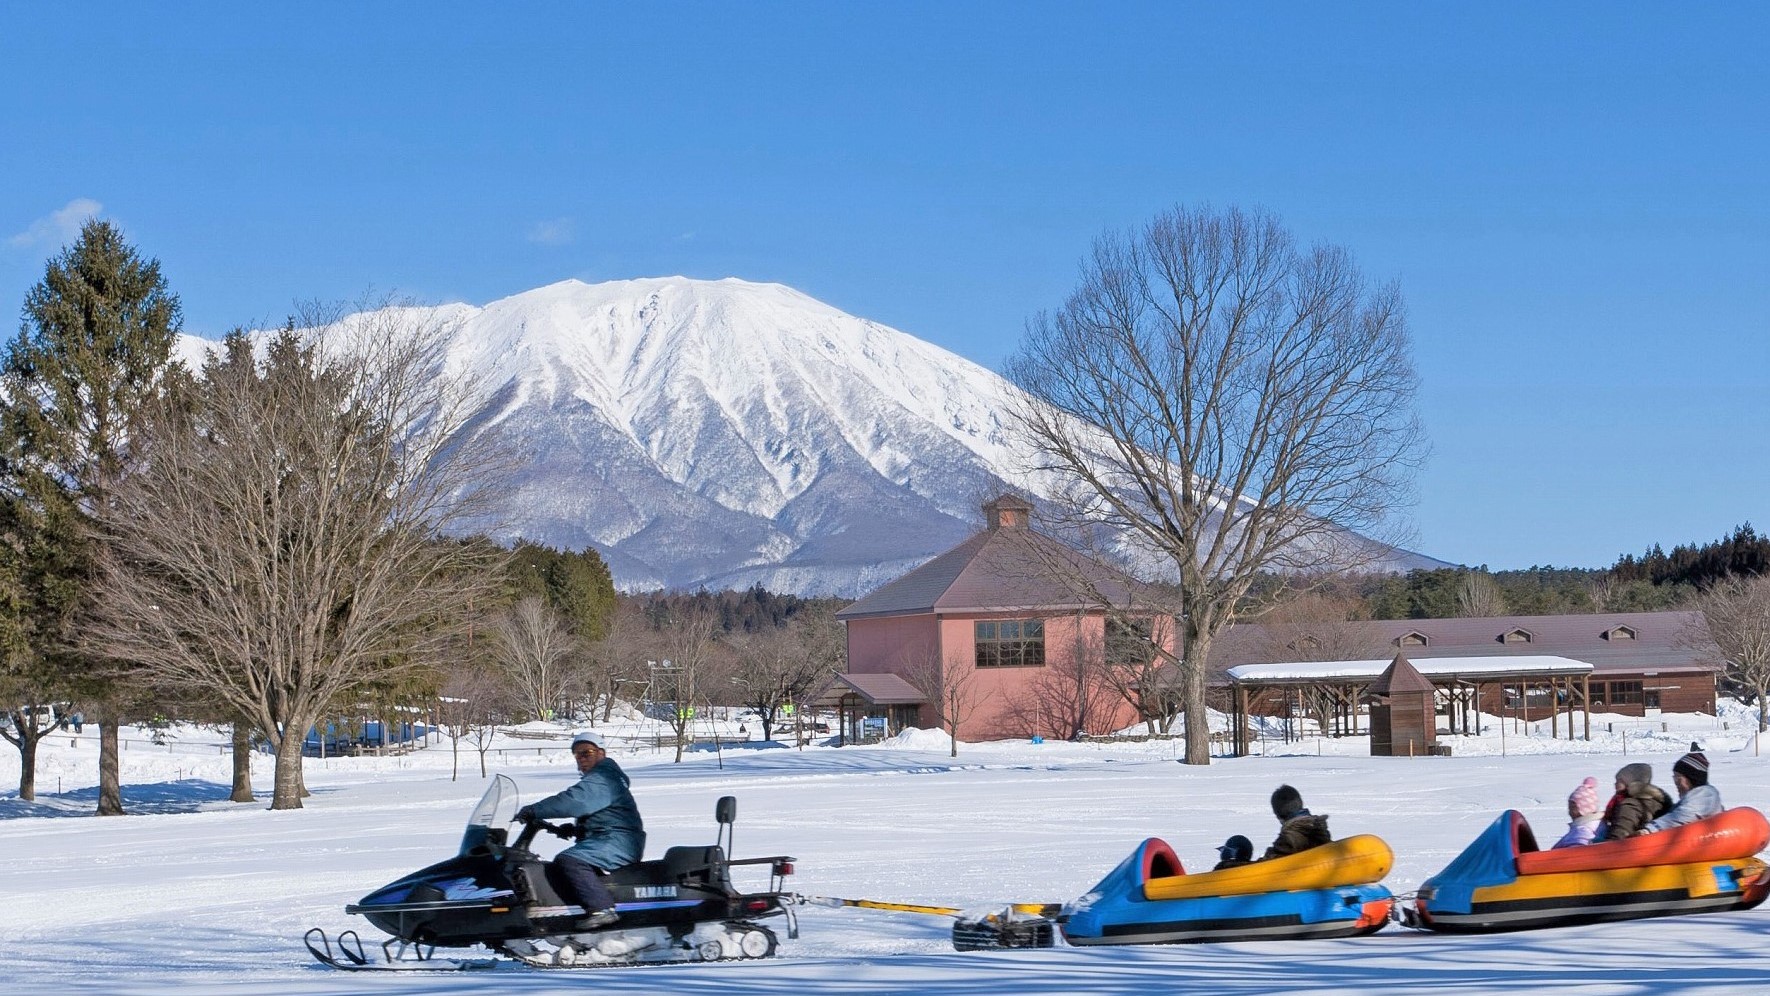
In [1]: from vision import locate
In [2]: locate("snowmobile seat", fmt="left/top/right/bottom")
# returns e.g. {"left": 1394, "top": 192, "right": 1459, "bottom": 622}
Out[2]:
{"left": 660, "top": 845, "right": 728, "bottom": 886}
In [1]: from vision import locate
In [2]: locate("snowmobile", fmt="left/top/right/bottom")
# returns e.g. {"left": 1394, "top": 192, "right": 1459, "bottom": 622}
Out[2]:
{"left": 305, "top": 774, "right": 798, "bottom": 970}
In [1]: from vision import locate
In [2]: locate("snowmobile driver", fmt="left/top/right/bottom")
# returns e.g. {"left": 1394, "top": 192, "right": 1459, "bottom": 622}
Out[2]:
{"left": 516, "top": 731, "right": 647, "bottom": 930}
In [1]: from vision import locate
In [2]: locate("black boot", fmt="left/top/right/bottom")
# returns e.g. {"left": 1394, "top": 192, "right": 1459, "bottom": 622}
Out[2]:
{"left": 573, "top": 908, "right": 619, "bottom": 931}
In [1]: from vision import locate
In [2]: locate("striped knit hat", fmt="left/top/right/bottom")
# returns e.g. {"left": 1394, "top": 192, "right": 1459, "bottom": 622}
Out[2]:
{"left": 1673, "top": 742, "right": 1709, "bottom": 786}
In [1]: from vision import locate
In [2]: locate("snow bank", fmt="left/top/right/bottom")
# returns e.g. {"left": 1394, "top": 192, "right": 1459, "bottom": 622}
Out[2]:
{"left": 876, "top": 726, "right": 955, "bottom": 752}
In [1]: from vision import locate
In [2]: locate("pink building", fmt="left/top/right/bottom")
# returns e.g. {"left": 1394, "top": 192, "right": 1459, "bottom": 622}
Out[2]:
{"left": 835, "top": 495, "right": 1172, "bottom": 741}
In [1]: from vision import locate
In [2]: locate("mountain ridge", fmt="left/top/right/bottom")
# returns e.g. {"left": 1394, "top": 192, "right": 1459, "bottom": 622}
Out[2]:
{"left": 176, "top": 276, "right": 1450, "bottom": 595}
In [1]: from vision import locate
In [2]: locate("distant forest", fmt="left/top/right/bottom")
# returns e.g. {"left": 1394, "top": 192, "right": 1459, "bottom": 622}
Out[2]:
{"left": 632, "top": 585, "right": 849, "bottom": 634}
{"left": 1350, "top": 523, "right": 1769, "bottom": 620}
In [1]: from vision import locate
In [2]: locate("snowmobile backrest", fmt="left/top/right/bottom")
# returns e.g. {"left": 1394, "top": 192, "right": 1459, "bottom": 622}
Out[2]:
{"left": 716, "top": 796, "right": 737, "bottom": 825}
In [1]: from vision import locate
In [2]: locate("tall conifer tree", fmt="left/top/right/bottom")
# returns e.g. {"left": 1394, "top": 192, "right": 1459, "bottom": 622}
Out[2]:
{"left": 1, "top": 217, "right": 182, "bottom": 815}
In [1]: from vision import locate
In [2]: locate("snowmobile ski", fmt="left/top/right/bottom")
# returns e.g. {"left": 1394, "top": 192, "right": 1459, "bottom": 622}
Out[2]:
{"left": 303, "top": 927, "right": 497, "bottom": 971}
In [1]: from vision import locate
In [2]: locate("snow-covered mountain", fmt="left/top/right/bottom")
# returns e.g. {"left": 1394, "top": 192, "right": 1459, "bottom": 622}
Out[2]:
{"left": 433, "top": 277, "right": 1041, "bottom": 594}
{"left": 184, "top": 277, "right": 1448, "bottom": 595}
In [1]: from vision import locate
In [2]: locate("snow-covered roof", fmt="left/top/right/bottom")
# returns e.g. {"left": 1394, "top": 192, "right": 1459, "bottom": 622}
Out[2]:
{"left": 1227, "top": 654, "right": 1594, "bottom": 684}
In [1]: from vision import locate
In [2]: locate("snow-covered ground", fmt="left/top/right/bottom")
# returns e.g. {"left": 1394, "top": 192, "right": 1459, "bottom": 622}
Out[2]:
{"left": 5, "top": 704, "right": 1770, "bottom": 995}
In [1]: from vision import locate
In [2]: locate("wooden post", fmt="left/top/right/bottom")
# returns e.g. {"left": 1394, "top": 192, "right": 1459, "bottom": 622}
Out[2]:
{"left": 1582, "top": 673, "right": 1591, "bottom": 741}
{"left": 1235, "top": 683, "right": 1249, "bottom": 757}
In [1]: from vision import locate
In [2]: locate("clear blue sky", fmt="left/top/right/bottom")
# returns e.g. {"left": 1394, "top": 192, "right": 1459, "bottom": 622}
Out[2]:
{"left": 3, "top": 3, "right": 1765, "bottom": 571}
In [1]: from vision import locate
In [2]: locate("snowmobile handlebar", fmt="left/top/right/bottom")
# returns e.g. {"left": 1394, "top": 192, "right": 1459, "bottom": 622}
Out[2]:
{"left": 510, "top": 812, "right": 583, "bottom": 847}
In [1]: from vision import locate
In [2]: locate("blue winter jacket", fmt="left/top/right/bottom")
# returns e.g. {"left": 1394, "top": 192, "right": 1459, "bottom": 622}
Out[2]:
{"left": 528, "top": 757, "right": 646, "bottom": 871}
{"left": 1642, "top": 783, "right": 1724, "bottom": 834}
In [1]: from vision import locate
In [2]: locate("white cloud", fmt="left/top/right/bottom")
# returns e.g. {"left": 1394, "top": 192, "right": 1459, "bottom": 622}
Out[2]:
{"left": 8, "top": 198, "right": 104, "bottom": 250}
{"left": 527, "top": 217, "right": 575, "bottom": 246}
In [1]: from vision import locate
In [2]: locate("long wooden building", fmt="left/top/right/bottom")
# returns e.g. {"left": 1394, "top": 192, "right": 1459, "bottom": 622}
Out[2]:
{"left": 1209, "top": 610, "right": 1722, "bottom": 723}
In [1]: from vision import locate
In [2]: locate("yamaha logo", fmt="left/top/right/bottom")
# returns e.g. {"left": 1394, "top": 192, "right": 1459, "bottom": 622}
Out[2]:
{"left": 633, "top": 886, "right": 678, "bottom": 899}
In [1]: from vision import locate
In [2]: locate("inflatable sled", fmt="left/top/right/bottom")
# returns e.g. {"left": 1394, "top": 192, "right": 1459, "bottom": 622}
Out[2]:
{"left": 1410, "top": 807, "right": 1770, "bottom": 933}
{"left": 1061, "top": 835, "right": 1395, "bottom": 945}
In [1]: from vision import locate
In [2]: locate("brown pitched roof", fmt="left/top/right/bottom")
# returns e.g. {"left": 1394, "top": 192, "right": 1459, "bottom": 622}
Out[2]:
{"left": 1367, "top": 653, "right": 1435, "bottom": 695}
{"left": 810, "top": 672, "right": 927, "bottom": 706}
{"left": 836, "top": 518, "right": 1152, "bottom": 621}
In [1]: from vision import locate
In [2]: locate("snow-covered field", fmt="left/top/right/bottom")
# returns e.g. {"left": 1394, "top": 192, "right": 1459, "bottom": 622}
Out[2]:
{"left": 5, "top": 706, "right": 1770, "bottom": 995}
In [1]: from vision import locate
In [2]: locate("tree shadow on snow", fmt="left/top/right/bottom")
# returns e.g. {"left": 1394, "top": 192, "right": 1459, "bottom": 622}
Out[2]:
{"left": 0, "top": 778, "right": 286, "bottom": 819}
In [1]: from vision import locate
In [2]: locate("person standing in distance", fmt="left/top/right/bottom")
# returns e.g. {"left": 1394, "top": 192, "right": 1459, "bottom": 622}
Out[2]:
{"left": 517, "top": 732, "right": 646, "bottom": 930}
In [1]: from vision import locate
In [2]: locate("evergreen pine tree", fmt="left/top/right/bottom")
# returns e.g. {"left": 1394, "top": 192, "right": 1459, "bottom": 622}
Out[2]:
{"left": 1, "top": 217, "right": 182, "bottom": 815}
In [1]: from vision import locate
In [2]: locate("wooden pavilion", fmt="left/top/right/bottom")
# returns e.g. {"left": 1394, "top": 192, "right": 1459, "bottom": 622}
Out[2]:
{"left": 1225, "top": 655, "right": 1596, "bottom": 756}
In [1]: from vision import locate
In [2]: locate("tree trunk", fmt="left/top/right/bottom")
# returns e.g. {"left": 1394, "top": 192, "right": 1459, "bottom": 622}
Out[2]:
{"left": 451, "top": 738, "right": 460, "bottom": 781}
{"left": 270, "top": 732, "right": 305, "bottom": 809}
{"left": 948, "top": 689, "right": 960, "bottom": 758}
{"left": 97, "top": 717, "right": 124, "bottom": 815}
{"left": 1182, "top": 623, "right": 1213, "bottom": 765}
{"left": 15, "top": 734, "right": 38, "bottom": 801}
{"left": 230, "top": 723, "right": 256, "bottom": 802}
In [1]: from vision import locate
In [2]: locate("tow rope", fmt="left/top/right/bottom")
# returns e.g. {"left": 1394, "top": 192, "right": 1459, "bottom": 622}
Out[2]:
{"left": 799, "top": 895, "right": 1063, "bottom": 950}
{"left": 801, "top": 896, "right": 1061, "bottom": 918}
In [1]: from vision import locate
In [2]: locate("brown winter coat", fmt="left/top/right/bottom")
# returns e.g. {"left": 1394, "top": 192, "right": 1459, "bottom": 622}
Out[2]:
{"left": 1597, "top": 778, "right": 1672, "bottom": 842}
{"left": 1262, "top": 812, "right": 1332, "bottom": 860}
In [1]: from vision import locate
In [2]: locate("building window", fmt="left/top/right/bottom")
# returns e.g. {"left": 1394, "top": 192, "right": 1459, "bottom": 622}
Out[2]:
{"left": 1501, "top": 628, "right": 1534, "bottom": 644}
{"left": 975, "top": 619, "right": 1045, "bottom": 668}
{"left": 1106, "top": 618, "right": 1156, "bottom": 667}
{"left": 1395, "top": 632, "right": 1429, "bottom": 647}
{"left": 1608, "top": 680, "right": 1644, "bottom": 706}
{"left": 1501, "top": 685, "right": 1554, "bottom": 709}
{"left": 1605, "top": 626, "right": 1638, "bottom": 641}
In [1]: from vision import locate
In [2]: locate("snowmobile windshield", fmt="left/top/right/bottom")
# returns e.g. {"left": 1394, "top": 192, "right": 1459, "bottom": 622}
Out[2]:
{"left": 460, "top": 773, "right": 519, "bottom": 855}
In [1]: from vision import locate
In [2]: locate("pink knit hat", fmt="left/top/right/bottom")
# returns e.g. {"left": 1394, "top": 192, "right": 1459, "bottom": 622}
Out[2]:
{"left": 1569, "top": 776, "right": 1600, "bottom": 817}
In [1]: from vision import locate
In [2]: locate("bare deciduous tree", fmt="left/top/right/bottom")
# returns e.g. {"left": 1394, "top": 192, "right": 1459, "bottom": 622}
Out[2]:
{"left": 650, "top": 606, "right": 724, "bottom": 763}
{"left": 81, "top": 301, "right": 508, "bottom": 808}
{"left": 583, "top": 600, "right": 651, "bottom": 724}
{"left": 726, "top": 608, "right": 844, "bottom": 743}
{"left": 1096, "top": 612, "right": 1185, "bottom": 736}
{"left": 1456, "top": 571, "right": 1507, "bottom": 618}
{"left": 1685, "top": 575, "right": 1770, "bottom": 732}
{"left": 1006, "top": 204, "right": 1424, "bottom": 764}
{"left": 438, "top": 660, "right": 514, "bottom": 780}
{"left": 993, "top": 613, "right": 1126, "bottom": 740}
{"left": 1253, "top": 590, "right": 1386, "bottom": 735}
{"left": 493, "top": 595, "right": 582, "bottom": 722}
{"left": 902, "top": 644, "right": 986, "bottom": 758}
